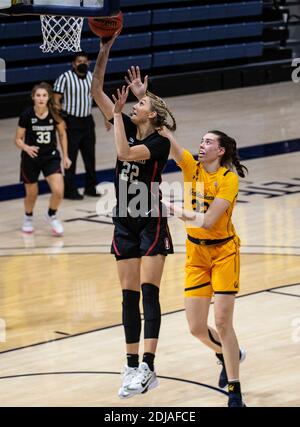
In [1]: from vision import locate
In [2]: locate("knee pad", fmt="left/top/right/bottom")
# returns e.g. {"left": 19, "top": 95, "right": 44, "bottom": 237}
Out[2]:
{"left": 142, "top": 283, "right": 161, "bottom": 339}
{"left": 122, "top": 289, "right": 141, "bottom": 344}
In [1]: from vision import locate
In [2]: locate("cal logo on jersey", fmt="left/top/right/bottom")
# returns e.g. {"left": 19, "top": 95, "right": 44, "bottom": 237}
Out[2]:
{"left": 128, "top": 137, "right": 134, "bottom": 146}
{"left": 31, "top": 118, "right": 38, "bottom": 124}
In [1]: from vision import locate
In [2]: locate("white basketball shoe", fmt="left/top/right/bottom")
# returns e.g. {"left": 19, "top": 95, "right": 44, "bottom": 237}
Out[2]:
{"left": 125, "top": 362, "right": 158, "bottom": 395}
{"left": 118, "top": 366, "right": 139, "bottom": 399}
{"left": 45, "top": 213, "right": 64, "bottom": 236}
{"left": 22, "top": 215, "right": 34, "bottom": 234}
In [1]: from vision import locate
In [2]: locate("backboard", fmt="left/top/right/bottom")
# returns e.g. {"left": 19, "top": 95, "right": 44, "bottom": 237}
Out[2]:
{"left": 0, "top": 0, "right": 120, "bottom": 17}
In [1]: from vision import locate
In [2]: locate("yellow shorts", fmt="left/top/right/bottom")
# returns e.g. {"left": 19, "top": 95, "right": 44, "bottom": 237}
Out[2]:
{"left": 185, "top": 236, "right": 240, "bottom": 298}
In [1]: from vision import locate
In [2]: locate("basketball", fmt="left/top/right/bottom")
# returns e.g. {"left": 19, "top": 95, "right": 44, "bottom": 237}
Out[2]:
{"left": 88, "top": 11, "right": 123, "bottom": 39}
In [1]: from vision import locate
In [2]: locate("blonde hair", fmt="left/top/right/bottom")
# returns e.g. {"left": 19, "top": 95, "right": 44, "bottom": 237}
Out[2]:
{"left": 146, "top": 91, "right": 176, "bottom": 131}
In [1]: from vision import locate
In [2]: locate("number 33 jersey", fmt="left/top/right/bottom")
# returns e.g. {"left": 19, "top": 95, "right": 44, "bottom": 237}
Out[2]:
{"left": 18, "top": 107, "right": 58, "bottom": 155}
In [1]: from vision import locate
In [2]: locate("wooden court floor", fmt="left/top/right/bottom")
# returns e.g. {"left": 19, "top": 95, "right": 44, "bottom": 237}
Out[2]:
{"left": 0, "top": 83, "right": 300, "bottom": 406}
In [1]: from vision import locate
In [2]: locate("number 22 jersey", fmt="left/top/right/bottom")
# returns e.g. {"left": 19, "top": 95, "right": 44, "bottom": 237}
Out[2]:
{"left": 114, "top": 114, "right": 171, "bottom": 217}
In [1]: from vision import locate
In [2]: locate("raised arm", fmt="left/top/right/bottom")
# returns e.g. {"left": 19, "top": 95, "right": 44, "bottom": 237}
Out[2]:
{"left": 112, "top": 86, "right": 151, "bottom": 161}
{"left": 158, "top": 126, "right": 184, "bottom": 164}
{"left": 91, "top": 36, "right": 118, "bottom": 121}
{"left": 125, "top": 66, "right": 148, "bottom": 100}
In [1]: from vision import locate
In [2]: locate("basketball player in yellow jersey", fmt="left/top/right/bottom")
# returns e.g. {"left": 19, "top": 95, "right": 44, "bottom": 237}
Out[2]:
{"left": 159, "top": 128, "right": 248, "bottom": 407}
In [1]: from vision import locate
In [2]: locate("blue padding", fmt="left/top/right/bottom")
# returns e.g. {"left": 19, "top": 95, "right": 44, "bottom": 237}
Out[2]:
{"left": 5, "top": 54, "right": 152, "bottom": 85}
{"left": 0, "top": 33, "right": 151, "bottom": 61}
{"left": 153, "top": 23, "right": 263, "bottom": 46}
{"left": 105, "top": 54, "right": 151, "bottom": 74}
{"left": 153, "top": 43, "right": 263, "bottom": 67}
{"left": 122, "top": 11, "right": 152, "bottom": 28}
{"left": 120, "top": 0, "right": 186, "bottom": 5}
{"left": 0, "top": 11, "right": 151, "bottom": 40}
{"left": 0, "top": 21, "right": 41, "bottom": 40}
{"left": 82, "top": 33, "right": 151, "bottom": 52}
{"left": 153, "top": 2, "right": 263, "bottom": 24}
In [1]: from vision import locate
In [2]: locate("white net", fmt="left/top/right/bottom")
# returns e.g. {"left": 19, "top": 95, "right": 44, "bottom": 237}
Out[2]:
{"left": 40, "top": 15, "right": 84, "bottom": 53}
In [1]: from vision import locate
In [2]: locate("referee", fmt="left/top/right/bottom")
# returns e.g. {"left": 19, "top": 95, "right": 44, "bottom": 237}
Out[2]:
{"left": 54, "top": 51, "right": 106, "bottom": 199}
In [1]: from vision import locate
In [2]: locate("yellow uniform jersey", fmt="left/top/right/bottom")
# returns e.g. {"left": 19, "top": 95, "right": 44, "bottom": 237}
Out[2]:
{"left": 177, "top": 149, "right": 239, "bottom": 240}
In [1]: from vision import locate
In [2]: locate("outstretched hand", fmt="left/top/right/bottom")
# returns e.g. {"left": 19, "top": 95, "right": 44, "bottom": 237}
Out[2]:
{"left": 125, "top": 66, "right": 148, "bottom": 100}
{"left": 158, "top": 126, "right": 173, "bottom": 139}
{"left": 112, "top": 85, "right": 130, "bottom": 114}
{"left": 162, "top": 198, "right": 201, "bottom": 227}
{"left": 100, "top": 31, "right": 120, "bottom": 50}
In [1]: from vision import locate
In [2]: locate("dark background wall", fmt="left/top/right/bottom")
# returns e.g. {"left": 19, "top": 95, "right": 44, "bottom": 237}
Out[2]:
{"left": 287, "top": 1, "right": 300, "bottom": 57}
{"left": 0, "top": 0, "right": 298, "bottom": 119}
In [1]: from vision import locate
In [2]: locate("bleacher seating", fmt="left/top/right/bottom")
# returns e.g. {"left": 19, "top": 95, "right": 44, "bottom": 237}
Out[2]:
{"left": 0, "top": 33, "right": 152, "bottom": 62}
{"left": 0, "top": 0, "right": 292, "bottom": 117}
{"left": 153, "top": 23, "right": 263, "bottom": 46}
{"left": 153, "top": 43, "right": 263, "bottom": 68}
{"left": 152, "top": 2, "right": 263, "bottom": 24}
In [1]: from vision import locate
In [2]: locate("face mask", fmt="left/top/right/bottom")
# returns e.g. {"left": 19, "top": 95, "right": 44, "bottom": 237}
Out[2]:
{"left": 76, "top": 63, "right": 88, "bottom": 77}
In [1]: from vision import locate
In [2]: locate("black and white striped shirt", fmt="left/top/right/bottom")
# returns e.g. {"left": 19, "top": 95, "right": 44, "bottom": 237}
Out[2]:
{"left": 53, "top": 70, "right": 93, "bottom": 118}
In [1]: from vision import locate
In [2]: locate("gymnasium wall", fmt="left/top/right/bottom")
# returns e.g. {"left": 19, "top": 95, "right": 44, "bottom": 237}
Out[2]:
{"left": 0, "top": 0, "right": 293, "bottom": 118}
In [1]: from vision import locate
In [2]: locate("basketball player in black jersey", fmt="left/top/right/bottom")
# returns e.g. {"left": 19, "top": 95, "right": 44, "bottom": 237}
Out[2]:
{"left": 15, "top": 82, "right": 71, "bottom": 236}
{"left": 92, "top": 36, "right": 176, "bottom": 398}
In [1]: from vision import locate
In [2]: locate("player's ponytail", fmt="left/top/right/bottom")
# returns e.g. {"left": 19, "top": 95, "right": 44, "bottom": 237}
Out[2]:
{"left": 146, "top": 91, "right": 177, "bottom": 132}
{"left": 209, "top": 130, "right": 248, "bottom": 178}
{"left": 31, "top": 82, "right": 63, "bottom": 124}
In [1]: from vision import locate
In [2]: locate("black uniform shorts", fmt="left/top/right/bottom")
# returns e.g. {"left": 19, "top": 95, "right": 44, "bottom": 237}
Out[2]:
{"left": 111, "top": 215, "right": 174, "bottom": 260}
{"left": 20, "top": 149, "right": 62, "bottom": 184}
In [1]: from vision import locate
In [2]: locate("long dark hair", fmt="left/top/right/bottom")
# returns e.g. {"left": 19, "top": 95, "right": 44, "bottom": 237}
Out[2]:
{"left": 31, "top": 82, "right": 62, "bottom": 124}
{"left": 209, "top": 130, "right": 248, "bottom": 178}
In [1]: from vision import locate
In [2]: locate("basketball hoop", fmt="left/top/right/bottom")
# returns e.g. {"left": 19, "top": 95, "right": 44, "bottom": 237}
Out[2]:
{"left": 40, "top": 15, "right": 84, "bottom": 53}
{"left": 0, "top": 0, "right": 120, "bottom": 53}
